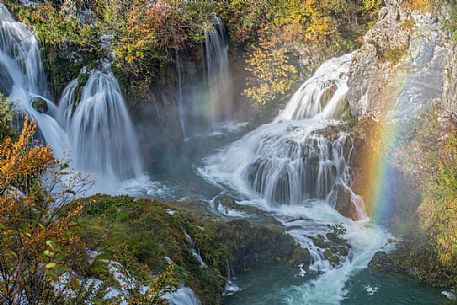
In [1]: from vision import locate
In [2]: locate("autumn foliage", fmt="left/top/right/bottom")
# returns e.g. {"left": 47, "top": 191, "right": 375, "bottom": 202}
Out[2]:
{"left": 228, "top": 0, "right": 382, "bottom": 104}
{"left": 0, "top": 117, "right": 89, "bottom": 304}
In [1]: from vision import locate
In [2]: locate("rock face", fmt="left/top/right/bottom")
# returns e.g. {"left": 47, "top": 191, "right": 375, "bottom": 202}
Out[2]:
{"left": 127, "top": 62, "right": 185, "bottom": 167}
{"left": 333, "top": 183, "right": 362, "bottom": 221}
{"left": 0, "top": 62, "right": 13, "bottom": 96}
{"left": 215, "top": 219, "right": 310, "bottom": 273}
{"left": 347, "top": 0, "right": 450, "bottom": 119}
{"left": 444, "top": 43, "right": 457, "bottom": 112}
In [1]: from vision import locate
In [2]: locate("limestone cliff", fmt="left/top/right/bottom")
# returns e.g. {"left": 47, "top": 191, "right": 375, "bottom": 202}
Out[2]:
{"left": 347, "top": 0, "right": 454, "bottom": 119}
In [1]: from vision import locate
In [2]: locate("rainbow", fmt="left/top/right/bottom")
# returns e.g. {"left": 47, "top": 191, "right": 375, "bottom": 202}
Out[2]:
{"left": 356, "top": 74, "right": 415, "bottom": 224}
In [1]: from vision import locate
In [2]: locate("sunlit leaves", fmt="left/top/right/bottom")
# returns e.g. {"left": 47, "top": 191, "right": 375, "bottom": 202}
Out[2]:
{"left": 244, "top": 40, "right": 297, "bottom": 104}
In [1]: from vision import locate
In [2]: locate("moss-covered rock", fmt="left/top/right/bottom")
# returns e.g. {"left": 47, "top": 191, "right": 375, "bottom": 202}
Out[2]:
{"left": 31, "top": 97, "right": 48, "bottom": 114}
{"left": 79, "top": 195, "right": 227, "bottom": 305}
{"left": 309, "top": 229, "right": 351, "bottom": 268}
{"left": 78, "top": 195, "right": 312, "bottom": 304}
{"left": 213, "top": 219, "right": 310, "bottom": 273}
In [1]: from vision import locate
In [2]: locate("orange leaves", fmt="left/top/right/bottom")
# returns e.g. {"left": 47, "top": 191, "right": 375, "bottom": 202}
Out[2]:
{"left": 401, "top": 0, "right": 433, "bottom": 12}
{"left": 0, "top": 116, "right": 55, "bottom": 193}
{"left": 0, "top": 117, "right": 88, "bottom": 302}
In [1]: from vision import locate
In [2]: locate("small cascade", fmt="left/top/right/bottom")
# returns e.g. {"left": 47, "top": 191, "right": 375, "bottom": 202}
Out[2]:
{"left": 204, "top": 16, "right": 232, "bottom": 127}
{"left": 58, "top": 64, "right": 143, "bottom": 189}
{"left": 185, "top": 233, "right": 208, "bottom": 268}
{"left": 175, "top": 49, "right": 187, "bottom": 138}
{"left": 0, "top": 4, "right": 143, "bottom": 193}
{"left": 163, "top": 287, "right": 202, "bottom": 305}
{"left": 224, "top": 261, "right": 241, "bottom": 296}
{"left": 203, "top": 53, "right": 365, "bottom": 219}
{"left": 275, "top": 54, "right": 352, "bottom": 122}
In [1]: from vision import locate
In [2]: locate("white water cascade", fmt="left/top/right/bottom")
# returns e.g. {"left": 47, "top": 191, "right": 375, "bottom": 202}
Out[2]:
{"left": 204, "top": 16, "right": 233, "bottom": 127}
{"left": 58, "top": 64, "right": 143, "bottom": 191}
{"left": 163, "top": 287, "right": 202, "bottom": 305}
{"left": 202, "top": 54, "right": 390, "bottom": 304}
{"left": 203, "top": 54, "right": 364, "bottom": 216}
{"left": 175, "top": 49, "right": 187, "bottom": 138}
{"left": 0, "top": 4, "right": 143, "bottom": 193}
{"left": 0, "top": 4, "right": 67, "bottom": 155}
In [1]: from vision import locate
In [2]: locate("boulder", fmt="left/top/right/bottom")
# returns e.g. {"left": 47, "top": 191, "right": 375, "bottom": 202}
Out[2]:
{"left": 310, "top": 232, "right": 352, "bottom": 267}
{"left": 368, "top": 251, "right": 401, "bottom": 273}
{"left": 31, "top": 97, "right": 48, "bottom": 114}
{"left": 215, "top": 219, "right": 310, "bottom": 273}
{"left": 333, "top": 183, "right": 362, "bottom": 220}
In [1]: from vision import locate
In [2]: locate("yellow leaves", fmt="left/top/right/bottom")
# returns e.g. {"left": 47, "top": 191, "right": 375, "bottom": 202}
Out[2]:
{"left": 400, "top": 107, "right": 457, "bottom": 271}
{"left": 244, "top": 40, "right": 297, "bottom": 104}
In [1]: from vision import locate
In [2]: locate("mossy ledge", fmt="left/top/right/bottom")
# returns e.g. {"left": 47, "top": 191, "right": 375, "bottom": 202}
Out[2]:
{"left": 77, "top": 195, "right": 310, "bottom": 304}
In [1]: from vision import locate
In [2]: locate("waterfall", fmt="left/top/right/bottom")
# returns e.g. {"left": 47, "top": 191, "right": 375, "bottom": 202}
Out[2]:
{"left": 203, "top": 54, "right": 365, "bottom": 219}
{"left": 204, "top": 16, "right": 232, "bottom": 127}
{"left": 0, "top": 4, "right": 143, "bottom": 193}
{"left": 275, "top": 54, "right": 352, "bottom": 122}
{"left": 163, "top": 287, "right": 202, "bottom": 305}
{"left": 0, "top": 4, "right": 68, "bottom": 155}
{"left": 202, "top": 54, "right": 388, "bottom": 303}
{"left": 175, "top": 49, "right": 187, "bottom": 138}
{"left": 58, "top": 63, "right": 143, "bottom": 190}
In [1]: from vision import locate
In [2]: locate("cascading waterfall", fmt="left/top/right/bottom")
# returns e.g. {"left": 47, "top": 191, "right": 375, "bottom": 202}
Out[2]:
{"left": 204, "top": 16, "right": 233, "bottom": 127}
{"left": 0, "top": 4, "right": 67, "bottom": 155}
{"left": 0, "top": 4, "right": 143, "bottom": 193}
{"left": 203, "top": 54, "right": 365, "bottom": 217}
{"left": 58, "top": 64, "right": 143, "bottom": 190}
{"left": 202, "top": 54, "right": 389, "bottom": 304}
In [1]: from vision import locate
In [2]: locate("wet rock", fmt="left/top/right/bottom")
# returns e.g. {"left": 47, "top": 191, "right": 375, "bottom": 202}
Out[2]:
{"left": 333, "top": 183, "right": 361, "bottom": 220}
{"left": 310, "top": 232, "right": 351, "bottom": 268}
{"left": 31, "top": 97, "right": 48, "bottom": 113}
{"left": 320, "top": 83, "right": 337, "bottom": 109}
{"left": 215, "top": 219, "right": 310, "bottom": 273}
{"left": 368, "top": 251, "right": 400, "bottom": 273}
{"left": 212, "top": 194, "right": 238, "bottom": 211}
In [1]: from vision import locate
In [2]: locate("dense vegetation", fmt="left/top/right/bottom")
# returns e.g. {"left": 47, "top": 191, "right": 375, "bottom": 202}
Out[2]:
{"left": 4, "top": 0, "right": 381, "bottom": 104}
{"left": 388, "top": 106, "right": 457, "bottom": 290}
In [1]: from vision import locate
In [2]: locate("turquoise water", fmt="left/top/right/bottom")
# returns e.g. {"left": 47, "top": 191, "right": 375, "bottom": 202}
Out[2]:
{"left": 224, "top": 267, "right": 448, "bottom": 305}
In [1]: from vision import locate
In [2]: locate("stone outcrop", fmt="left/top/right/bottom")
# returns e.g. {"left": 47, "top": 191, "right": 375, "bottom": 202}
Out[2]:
{"left": 347, "top": 0, "right": 450, "bottom": 119}
{"left": 215, "top": 219, "right": 310, "bottom": 273}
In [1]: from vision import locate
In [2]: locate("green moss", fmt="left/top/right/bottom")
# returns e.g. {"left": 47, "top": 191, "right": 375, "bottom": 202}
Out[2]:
{"left": 401, "top": 19, "right": 416, "bottom": 30}
{"left": 379, "top": 47, "right": 408, "bottom": 65}
{"left": 78, "top": 195, "right": 227, "bottom": 305}
{"left": 72, "top": 72, "right": 90, "bottom": 112}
